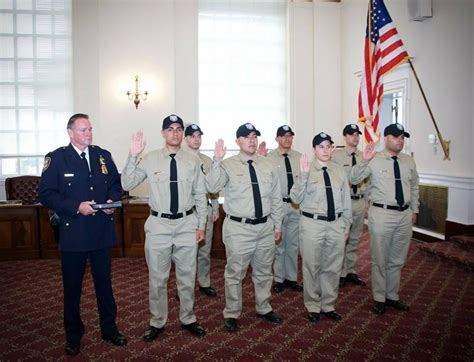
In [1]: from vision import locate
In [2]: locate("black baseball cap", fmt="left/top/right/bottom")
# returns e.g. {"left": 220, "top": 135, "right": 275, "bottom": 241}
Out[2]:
{"left": 185, "top": 124, "right": 203, "bottom": 137}
{"left": 276, "top": 125, "right": 295, "bottom": 137}
{"left": 312, "top": 132, "right": 334, "bottom": 147}
{"left": 343, "top": 123, "right": 362, "bottom": 135}
{"left": 236, "top": 123, "right": 261, "bottom": 138}
{"left": 162, "top": 114, "right": 184, "bottom": 130}
{"left": 384, "top": 123, "right": 410, "bottom": 138}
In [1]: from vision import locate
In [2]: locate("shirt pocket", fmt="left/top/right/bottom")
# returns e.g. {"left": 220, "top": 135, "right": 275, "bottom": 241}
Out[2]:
{"left": 149, "top": 170, "right": 170, "bottom": 185}
{"left": 306, "top": 175, "right": 325, "bottom": 204}
{"left": 258, "top": 170, "right": 273, "bottom": 197}
{"left": 178, "top": 167, "right": 195, "bottom": 197}
{"left": 229, "top": 171, "right": 251, "bottom": 195}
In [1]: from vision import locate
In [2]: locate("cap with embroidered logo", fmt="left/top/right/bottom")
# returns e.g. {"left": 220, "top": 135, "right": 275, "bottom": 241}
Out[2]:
{"left": 312, "top": 132, "right": 334, "bottom": 147}
{"left": 185, "top": 124, "right": 203, "bottom": 137}
{"left": 276, "top": 125, "right": 295, "bottom": 137}
{"left": 384, "top": 123, "right": 410, "bottom": 138}
{"left": 162, "top": 114, "right": 184, "bottom": 130}
{"left": 343, "top": 123, "right": 362, "bottom": 136}
{"left": 236, "top": 123, "right": 261, "bottom": 138}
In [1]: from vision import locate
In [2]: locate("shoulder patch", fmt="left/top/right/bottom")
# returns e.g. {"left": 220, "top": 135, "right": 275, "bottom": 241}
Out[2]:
{"left": 42, "top": 156, "right": 51, "bottom": 173}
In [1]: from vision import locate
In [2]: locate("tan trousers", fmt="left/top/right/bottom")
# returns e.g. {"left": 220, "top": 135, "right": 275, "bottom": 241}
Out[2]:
{"left": 368, "top": 206, "right": 412, "bottom": 302}
{"left": 222, "top": 217, "right": 275, "bottom": 319}
{"left": 300, "top": 216, "right": 345, "bottom": 313}
{"left": 341, "top": 198, "right": 365, "bottom": 277}
{"left": 197, "top": 205, "right": 214, "bottom": 288}
{"left": 144, "top": 213, "right": 198, "bottom": 328}
{"left": 273, "top": 204, "right": 300, "bottom": 283}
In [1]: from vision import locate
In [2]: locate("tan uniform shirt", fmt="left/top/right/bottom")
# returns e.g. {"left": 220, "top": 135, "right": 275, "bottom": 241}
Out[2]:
{"left": 290, "top": 160, "right": 352, "bottom": 232}
{"left": 331, "top": 147, "right": 368, "bottom": 197}
{"left": 350, "top": 150, "right": 419, "bottom": 213}
{"left": 198, "top": 152, "right": 220, "bottom": 218}
{"left": 267, "top": 148, "right": 301, "bottom": 199}
{"left": 206, "top": 153, "right": 283, "bottom": 232}
{"left": 121, "top": 148, "right": 208, "bottom": 229}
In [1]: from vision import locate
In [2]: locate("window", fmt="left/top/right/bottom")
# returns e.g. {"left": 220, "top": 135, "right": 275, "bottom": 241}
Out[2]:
{"left": 0, "top": 0, "right": 72, "bottom": 177}
{"left": 376, "top": 66, "right": 410, "bottom": 152}
{"left": 198, "top": 0, "right": 287, "bottom": 153}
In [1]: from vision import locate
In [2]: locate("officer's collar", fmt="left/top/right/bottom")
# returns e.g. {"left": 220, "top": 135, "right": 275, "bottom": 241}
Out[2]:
{"left": 237, "top": 152, "right": 255, "bottom": 164}
{"left": 344, "top": 146, "right": 358, "bottom": 156}
{"left": 312, "top": 159, "right": 332, "bottom": 171}
{"left": 71, "top": 143, "right": 89, "bottom": 157}
{"left": 382, "top": 149, "right": 399, "bottom": 160}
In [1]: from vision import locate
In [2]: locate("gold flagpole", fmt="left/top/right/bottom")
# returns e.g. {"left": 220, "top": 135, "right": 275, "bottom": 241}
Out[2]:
{"left": 407, "top": 58, "right": 450, "bottom": 160}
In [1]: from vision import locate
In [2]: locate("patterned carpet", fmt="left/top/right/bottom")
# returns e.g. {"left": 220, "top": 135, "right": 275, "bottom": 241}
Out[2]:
{"left": 0, "top": 233, "right": 473, "bottom": 361}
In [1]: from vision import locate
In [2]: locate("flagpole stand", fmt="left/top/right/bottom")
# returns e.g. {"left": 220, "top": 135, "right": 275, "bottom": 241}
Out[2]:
{"left": 441, "top": 139, "right": 450, "bottom": 161}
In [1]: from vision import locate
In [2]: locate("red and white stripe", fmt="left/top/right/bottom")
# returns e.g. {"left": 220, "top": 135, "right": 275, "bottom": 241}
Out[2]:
{"left": 358, "top": 17, "right": 409, "bottom": 144}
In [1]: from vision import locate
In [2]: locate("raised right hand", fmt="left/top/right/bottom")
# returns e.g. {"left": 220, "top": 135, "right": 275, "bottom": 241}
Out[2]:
{"left": 257, "top": 141, "right": 268, "bottom": 156}
{"left": 214, "top": 139, "right": 226, "bottom": 161}
{"left": 130, "top": 131, "right": 146, "bottom": 157}
{"left": 363, "top": 142, "right": 376, "bottom": 161}
{"left": 299, "top": 154, "right": 310, "bottom": 172}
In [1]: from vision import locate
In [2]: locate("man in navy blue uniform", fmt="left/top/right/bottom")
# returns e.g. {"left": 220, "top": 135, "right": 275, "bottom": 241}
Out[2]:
{"left": 39, "top": 113, "right": 127, "bottom": 356}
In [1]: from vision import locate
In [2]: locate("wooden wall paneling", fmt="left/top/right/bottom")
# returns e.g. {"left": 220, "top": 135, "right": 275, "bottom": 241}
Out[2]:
{"left": 0, "top": 205, "right": 40, "bottom": 260}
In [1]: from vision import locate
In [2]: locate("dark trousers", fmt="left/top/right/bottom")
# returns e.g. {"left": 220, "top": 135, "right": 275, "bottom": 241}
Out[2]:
{"left": 61, "top": 248, "right": 118, "bottom": 344}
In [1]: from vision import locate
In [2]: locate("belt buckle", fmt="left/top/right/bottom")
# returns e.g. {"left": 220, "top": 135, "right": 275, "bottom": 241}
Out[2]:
{"left": 162, "top": 213, "right": 171, "bottom": 219}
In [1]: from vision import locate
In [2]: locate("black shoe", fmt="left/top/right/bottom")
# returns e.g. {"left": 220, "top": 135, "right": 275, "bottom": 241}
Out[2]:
{"left": 373, "top": 301, "right": 385, "bottom": 315}
{"left": 346, "top": 273, "right": 366, "bottom": 286}
{"left": 199, "top": 286, "right": 217, "bottom": 297}
{"left": 224, "top": 318, "right": 239, "bottom": 332}
{"left": 272, "top": 282, "right": 285, "bottom": 293}
{"left": 284, "top": 279, "right": 303, "bottom": 292}
{"left": 339, "top": 277, "right": 346, "bottom": 288}
{"left": 308, "top": 312, "right": 320, "bottom": 323}
{"left": 65, "top": 342, "right": 80, "bottom": 356}
{"left": 321, "top": 310, "right": 342, "bottom": 321}
{"left": 386, "top": 299, "right": 410, "bottom": 311}
{"left": 181, "top": 321, "right": 206, "bottom": 337}
{"left": 143, "top": 326, "right": 165, "bottom": 342}
{"left": 257, "top": 311, "right": 283, "bottom": 324}
{"left": 102, "top": 333, "right": 127, "bottom": 346}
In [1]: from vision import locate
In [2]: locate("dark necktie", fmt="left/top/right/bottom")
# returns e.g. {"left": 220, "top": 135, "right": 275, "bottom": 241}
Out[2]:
{"left": 170, "top": 154, "right": 179, "bottom": 214}
{"left": 283, "top": 153, "right": 294, "bottom": 195}
{"left": 322, "top": 166, "right": 335, "bottom": 221}
{"left": 248, "top": 160, "right": 263, "bottom": 219}
{"left": 351, "top": 152, "right": 358, "bottom": 195}
{"left": 392, "top": 156, "right": 404, "bottom": 207}
{"left": 80, "top": 152, "right": 90, "bottom": 172}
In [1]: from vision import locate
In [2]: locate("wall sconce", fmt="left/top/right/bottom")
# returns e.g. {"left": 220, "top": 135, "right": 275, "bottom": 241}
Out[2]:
{"left": 126, "top": 75, "right": 148, "bottom": 109}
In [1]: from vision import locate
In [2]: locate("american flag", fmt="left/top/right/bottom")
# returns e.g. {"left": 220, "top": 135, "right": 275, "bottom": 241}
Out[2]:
{"left": 358, "top": 0, "right": 409, "bottom": 144}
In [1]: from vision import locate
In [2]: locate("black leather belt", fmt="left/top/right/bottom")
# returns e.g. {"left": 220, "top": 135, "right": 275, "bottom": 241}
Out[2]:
{"left": 227, "top": 215, "right": 268, "bottom": 225}
{"left": 301, "top": 211, "right": 342, "bottom": 221}
{"left": 282, "top": 197, "right": 291, "bottom": 203}
{"left": 150, "top": 208, "right": 194, "bottom": 219}
{"left": 351, "top": 195, "right": 364, "bottom": 200}
{"left": 372, "top": 203, "right": 409, "bottom": 211}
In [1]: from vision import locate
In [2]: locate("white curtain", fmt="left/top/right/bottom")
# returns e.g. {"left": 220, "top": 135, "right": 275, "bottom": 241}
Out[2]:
{"left": 198, "top": 0, "right": 287, "bottom": 151}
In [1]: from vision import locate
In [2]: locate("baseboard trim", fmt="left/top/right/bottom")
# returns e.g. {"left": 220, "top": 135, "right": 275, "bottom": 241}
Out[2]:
{"left": 445, "top": 220, "right": 474, "bottom": 240}
{"left": 412, "top": 230, "right": 444, "bottom": 243}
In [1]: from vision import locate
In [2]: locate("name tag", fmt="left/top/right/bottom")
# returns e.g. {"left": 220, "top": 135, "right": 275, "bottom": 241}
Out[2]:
{"left": 64, "top": 173, "right": 74, "bottom": 177}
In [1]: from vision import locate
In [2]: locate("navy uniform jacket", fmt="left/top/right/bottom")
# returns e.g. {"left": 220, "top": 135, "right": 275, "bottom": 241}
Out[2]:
{"left": 39, "top": 144, "right": 121, "bottom": 252}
